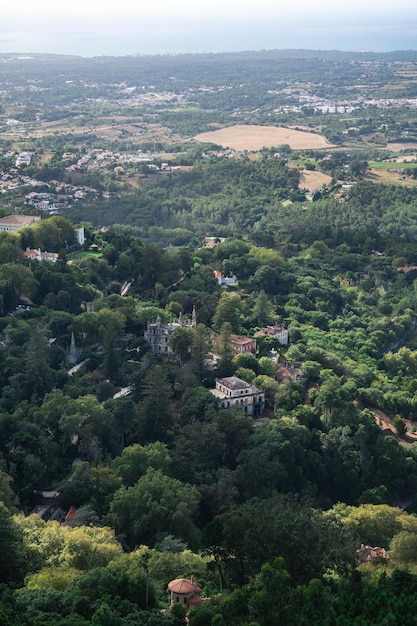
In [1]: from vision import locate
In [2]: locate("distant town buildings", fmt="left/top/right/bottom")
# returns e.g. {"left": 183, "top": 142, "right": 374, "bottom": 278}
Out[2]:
{"left": 210, "top": 376, "right": 265, "bottom": 416}
{"left": 15, "top": 152, "right": 32, "bottom": 166}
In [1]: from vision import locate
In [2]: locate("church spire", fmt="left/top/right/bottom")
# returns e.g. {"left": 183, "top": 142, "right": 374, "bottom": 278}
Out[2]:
{"left": 68, "top": 332, "right": 78, "bottom": 365}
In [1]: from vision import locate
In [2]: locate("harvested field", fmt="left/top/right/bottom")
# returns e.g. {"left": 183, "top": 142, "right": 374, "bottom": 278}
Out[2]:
{"left": 365, "top": 170, "right": 417, "bottom": 187}
{"left": 386, "top": 142, "right": 417, "bottom": 151}
{"left": 394, "top": 155, "right": 417, "bottom": 162}
{"left": 194, "top": 124, "right": 332, "bottom": 151}
{"left": 298, "top": 170, "right": 333, "bottom": 192}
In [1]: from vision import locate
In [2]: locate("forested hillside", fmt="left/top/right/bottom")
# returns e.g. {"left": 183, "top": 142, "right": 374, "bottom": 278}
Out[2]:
{"left": 3, "top": 49, "right": 417, "bottom": 625}
{"left": 0, "top": 204, "right": 416, "bottom": 623}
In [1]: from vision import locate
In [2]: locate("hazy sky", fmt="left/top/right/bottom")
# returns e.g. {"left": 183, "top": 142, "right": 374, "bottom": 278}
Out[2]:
{"left": 2, "top": 0, "right": 417, "bottom": 56}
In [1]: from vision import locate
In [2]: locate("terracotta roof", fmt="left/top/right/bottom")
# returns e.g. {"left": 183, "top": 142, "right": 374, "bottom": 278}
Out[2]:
{"left": 61, "top": 505, "right": 78, "bottom": 526}
{"left": 0, "top": 215, "right": 39, "bottom": 225}
{"left": 24, "top": 248, "right": 58, "bottom": 261}
{"left": 356, "top": 545, "right": 387, "bottom": 563}
{"left": 168, "top": 578, "right": 201, "bottom": 594}
{"left": 187, "top": 594, "right": 203, "bottom": 605}
{"left": 230, "top": 334, "right": 255, "bottom": 345}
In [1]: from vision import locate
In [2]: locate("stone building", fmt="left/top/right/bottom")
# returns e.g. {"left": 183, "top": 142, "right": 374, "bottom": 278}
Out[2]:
{"left": 144, "top": 307, "right": 196, "bottom": 358}
{"left": 210, "top": 376, "right": 265, "bottom": 417}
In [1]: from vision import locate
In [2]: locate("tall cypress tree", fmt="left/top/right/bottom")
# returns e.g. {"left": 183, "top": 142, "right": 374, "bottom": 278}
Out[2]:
{"left": 137, "top": 366, "right": 174, "bottom": 443}
{"left": 23, "top": 329, "right": 54, "bottom": 403}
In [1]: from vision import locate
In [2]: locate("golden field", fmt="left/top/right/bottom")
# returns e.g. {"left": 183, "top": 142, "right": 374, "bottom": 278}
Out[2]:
{"left": 194, "top": 124, "right": 332, "bottom": 151}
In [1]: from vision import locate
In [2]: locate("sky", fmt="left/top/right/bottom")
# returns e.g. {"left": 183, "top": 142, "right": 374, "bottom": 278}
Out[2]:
{"left": 2, "top": 0, "right": 417, "bottom": 57}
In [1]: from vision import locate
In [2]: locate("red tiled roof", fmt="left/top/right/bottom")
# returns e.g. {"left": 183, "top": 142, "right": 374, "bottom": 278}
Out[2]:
{"left": 230, "top": 334, "right": 255, "bottom": 345}
{"left": 168, "top": 578, "right": 201, "bottom": 594}
{"left": 0, "top": 215, "right": 38, "bottom": 225}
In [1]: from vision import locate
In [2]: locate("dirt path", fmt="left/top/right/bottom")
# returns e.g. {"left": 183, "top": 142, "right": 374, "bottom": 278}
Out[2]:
{"left": 370, "top": 407, "right": 417, "bottom": 446}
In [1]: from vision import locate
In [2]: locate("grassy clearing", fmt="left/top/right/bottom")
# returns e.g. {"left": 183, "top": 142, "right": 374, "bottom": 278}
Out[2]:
{"left": 68, "top": 251, "right": 102, "bottom": 261}
{"left": 368, "top": 161, "right": 417, "bottom": 170}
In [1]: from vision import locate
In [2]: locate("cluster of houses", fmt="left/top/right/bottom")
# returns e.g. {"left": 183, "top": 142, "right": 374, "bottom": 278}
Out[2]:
{"left": 64, "top": 148, "right": 157, "bottom": 173}
{"left": 144, "top": 313, "right": 294, "bottom": 418}
{"left": 24, "top": 182, "right": 103, "bottom": 212}
{"left": 0, "top": 145, "right": 179, "bottom": 206}
{"left": 24, "top": 248, "right": 59, "bottom": 262}
{"left": 0, "top": 172, "right": 45, "bottom": 194}
{"left": 0, "top": 166, "right": 105, "bottom": 210}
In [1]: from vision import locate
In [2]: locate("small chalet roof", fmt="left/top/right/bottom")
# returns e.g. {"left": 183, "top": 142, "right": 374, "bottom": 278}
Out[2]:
{"left": 168, "top": 578, "right": 201, "bottom": 595}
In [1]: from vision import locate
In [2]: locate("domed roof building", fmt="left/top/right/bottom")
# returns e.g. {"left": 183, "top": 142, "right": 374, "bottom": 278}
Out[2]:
{"left": 168, "top": 577, "right": 202, "bottom": 608}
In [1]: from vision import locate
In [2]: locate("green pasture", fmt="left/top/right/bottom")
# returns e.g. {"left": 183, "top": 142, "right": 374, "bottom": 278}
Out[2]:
{"left": 68, "top": 250, "right": 102, "bottom": 261}
{"left": 369, "top": 160, "right": 417, "bottom": 170}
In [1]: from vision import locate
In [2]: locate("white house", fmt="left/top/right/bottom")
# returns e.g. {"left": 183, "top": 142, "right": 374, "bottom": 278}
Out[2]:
{"left": 24, "top": 248, "right": 58, "bottom": 262}
{"left": 213, "top": 270, "right": 238, "bottom": 286}
{"left": 210, "top": 376, "right": 265, "bottom": 417}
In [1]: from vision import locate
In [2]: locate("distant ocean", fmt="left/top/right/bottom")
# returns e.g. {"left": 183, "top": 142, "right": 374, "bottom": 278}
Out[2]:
{"left": 0, "top": 19, "right": 416, "bottom": 57}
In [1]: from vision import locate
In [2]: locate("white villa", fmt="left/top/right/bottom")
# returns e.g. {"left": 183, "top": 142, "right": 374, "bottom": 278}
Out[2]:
{"left": 210, "top": 376, "right": 265, "bottom": 417}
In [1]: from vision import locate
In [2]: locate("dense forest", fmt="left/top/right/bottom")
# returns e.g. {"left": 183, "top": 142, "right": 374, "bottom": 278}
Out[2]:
{"left": 3, "top": 49, "right": 417, "bottom": 625}
{"left": 0, "top": 207, "right": 416, "bottom": 623}
{"left": 62, "top": 156, "right": 417, "bottom": 246}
